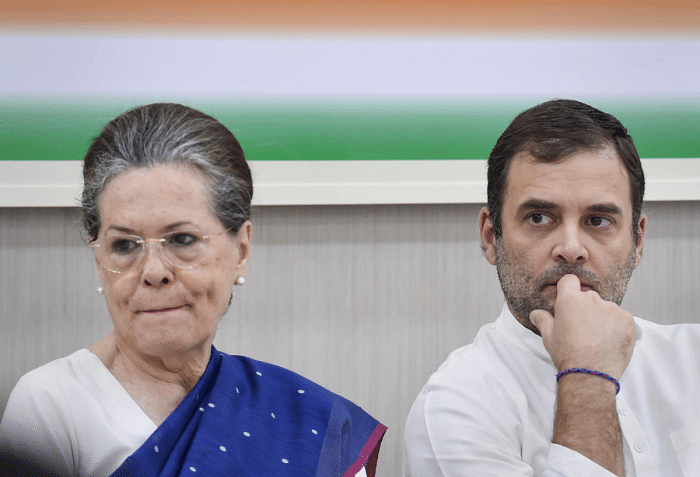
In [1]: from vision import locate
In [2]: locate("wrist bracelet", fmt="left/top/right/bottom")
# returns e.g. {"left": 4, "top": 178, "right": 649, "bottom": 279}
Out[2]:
{"left": 556, "top": 368, "right": 620, "bottom": 395}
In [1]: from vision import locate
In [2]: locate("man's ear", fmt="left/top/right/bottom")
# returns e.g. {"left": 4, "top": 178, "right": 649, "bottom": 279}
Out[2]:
{"left": 634, "top": 213, "right": 647, "bottom": 269}
{"left": 479, "top": 207, "right": 497, "bottom": 265}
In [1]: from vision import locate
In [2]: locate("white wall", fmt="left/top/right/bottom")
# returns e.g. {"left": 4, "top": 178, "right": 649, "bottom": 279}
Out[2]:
{"left": 2, "top": 201, "right": 699, "bottom": 475}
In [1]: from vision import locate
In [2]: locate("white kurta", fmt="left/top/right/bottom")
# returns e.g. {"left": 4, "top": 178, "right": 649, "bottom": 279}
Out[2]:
{"left": 404, "top": 304, "right": 700, "bottom": 477}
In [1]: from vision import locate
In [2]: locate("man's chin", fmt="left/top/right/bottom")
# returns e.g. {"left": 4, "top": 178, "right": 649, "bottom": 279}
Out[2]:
{"left": 507, "top": 301, "right": 548, "bottom": 334}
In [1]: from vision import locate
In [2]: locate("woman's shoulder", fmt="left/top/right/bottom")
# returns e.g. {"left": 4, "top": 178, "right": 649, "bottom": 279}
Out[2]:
{"left": 10, "top": 349, "right": 101, "bottom": 394}
{"left": 2, "top": 349, "right": 154, "bottom": 477}
{"left": 3, "top": 348, "right": 131, "bottom": 430}
{"left": 213, "top": 351, "right": 382, "bottom": 430}
{"left": 217, "top": 352, "right": 342, "bottom": 404}
{"left": 0, "top": 350, "right": 99, "bottom": 476}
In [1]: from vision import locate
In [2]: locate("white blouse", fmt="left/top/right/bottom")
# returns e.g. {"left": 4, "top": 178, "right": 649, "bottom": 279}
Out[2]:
{"left": 1, "top": 349, "right": 368, "bottom": 476}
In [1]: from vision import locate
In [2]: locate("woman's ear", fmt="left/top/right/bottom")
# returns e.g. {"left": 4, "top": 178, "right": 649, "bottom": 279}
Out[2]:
{"left": 235, "top": 221, "right": 252, "bottom": 271}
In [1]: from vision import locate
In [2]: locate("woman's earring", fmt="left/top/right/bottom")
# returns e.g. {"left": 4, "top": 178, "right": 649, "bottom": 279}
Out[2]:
{"left": 236, "top": 277, "right": 245, "bottom": 286}
{"left": 97, "top": 287, "right": 104, "bottom": 294}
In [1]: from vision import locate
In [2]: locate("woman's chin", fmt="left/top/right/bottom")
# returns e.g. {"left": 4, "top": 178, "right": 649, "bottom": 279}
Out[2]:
{"left": 132, "top": 327, "right": 204, "bottom": 358}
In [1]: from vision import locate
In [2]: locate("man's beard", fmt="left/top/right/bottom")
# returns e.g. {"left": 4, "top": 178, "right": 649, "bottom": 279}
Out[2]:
{"left": 494, "top": 239, "right": 637, "bottom": 332}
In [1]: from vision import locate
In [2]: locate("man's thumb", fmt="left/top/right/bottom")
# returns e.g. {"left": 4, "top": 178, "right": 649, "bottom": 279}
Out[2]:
{"left": 530, "top": 309, "right": 553, "bottom": 336}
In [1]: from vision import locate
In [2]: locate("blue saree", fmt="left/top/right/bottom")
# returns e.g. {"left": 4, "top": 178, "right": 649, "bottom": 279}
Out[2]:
{"left": 110, "top": 347, "right": 386, "bottom": 476}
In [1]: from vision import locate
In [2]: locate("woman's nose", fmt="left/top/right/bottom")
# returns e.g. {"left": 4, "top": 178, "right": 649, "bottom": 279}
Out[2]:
{"left": 140, "top": 242, "right": 175, "bottom": 286}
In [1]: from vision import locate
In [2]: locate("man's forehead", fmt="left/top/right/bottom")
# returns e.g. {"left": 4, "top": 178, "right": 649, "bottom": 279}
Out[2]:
{"left": 503, "top": 148, "right": 633, "bottom": 213}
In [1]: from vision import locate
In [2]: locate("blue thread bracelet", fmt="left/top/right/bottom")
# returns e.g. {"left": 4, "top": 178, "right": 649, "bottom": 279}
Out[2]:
{"left": 556, "top": 368, "right": 620, "bottom": 395}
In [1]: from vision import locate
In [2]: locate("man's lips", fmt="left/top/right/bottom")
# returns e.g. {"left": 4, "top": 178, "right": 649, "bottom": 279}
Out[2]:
{"left": 543, "top": 280, "right": 595, "bottom": 290}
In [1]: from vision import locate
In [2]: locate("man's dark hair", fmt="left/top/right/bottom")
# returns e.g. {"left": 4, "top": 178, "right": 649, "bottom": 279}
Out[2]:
{"left": 486, "top": 99, "right": 645, "bottom": 241}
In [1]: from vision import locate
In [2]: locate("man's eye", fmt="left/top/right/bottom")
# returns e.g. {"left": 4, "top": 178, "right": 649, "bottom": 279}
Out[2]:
{"left": 528, "top": 213, "right": 552, "bottom": 226}
{"left": 588, "top": 216, "right": 612, "bottom": 228}
{"left": 168, "top": 233, "right": 199, "bottom": 247}
{"left": 111, "top": 239, "right": 139, "bottom": 254}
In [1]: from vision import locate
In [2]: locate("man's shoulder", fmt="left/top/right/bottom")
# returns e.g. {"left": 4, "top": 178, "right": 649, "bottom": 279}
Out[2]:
{"left": 634, "top": 316, "right": 700, "bottom": 341}
{"left": 411, "top": 307, "right": 557, "bottom": 423}
{"left": 633, "top": 316, "right": 700, "bottom": 356}
{"left": 417, "top": 316, "right": 539, "bottom": 404}
{"left": 426, "top": 324, "right": 501, "bottom": 383}
{"left": 634, "top": 315, "right": 700, "bottom": 330}
{"left": 404, "top": 315, "right": 555, "bottom": 474}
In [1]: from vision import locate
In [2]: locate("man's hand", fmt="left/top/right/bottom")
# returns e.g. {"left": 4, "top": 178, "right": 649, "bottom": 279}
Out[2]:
{"left": 530, "top": 274, "right": 636, "bottom": 379}
{"left": 529, "top": 274, "right": 636, "bottom": 477}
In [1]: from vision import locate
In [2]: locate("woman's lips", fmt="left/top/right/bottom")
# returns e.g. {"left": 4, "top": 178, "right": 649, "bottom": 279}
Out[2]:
{"left": 141, "top": 305, "right": 185, "bottom": 313}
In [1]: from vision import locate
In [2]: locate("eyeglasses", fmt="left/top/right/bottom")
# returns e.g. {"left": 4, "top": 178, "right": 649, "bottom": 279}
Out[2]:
{"left": 90, "top": 229, "right": 228, "bottom": 273}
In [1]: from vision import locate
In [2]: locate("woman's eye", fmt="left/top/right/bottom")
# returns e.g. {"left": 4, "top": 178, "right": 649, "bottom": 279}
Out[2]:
{"left": 528, "top": 213, "right": 552, "bottom": 226}
{"left": 169, "top": 233, "right": 199, "bottom": 247}
{"left": 111, "top": 239, "right": 139, "bottom": 254}
{"left": 588, "top": 216, "right": 612, "bottom": 228}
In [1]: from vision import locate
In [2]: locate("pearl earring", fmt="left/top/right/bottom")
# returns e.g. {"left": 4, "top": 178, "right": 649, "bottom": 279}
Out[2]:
{"left": 97, "top": 287, "right": 104, "bottom": 294}
{"left": 236, "top": 277, "right": 245, "bottom": 286}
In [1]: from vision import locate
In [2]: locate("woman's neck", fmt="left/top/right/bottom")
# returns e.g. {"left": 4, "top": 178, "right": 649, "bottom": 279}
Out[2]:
{"left": 88, "top": 332, "right": 211, "bottom": 424}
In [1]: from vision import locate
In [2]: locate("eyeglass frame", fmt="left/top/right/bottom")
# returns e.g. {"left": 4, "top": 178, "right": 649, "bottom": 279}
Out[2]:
{"left": 89, "top": 228, "right": 231, "bottom": 274}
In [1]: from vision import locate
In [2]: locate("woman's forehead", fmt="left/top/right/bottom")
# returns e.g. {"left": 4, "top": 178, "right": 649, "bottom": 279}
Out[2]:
{"left": 98, "top": 165, "right": 217, "bottom": 234}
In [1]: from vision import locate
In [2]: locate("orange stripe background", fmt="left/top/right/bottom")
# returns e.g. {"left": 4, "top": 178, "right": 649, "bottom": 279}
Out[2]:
{"left": 1, "top": 0, "right": 698, "bottom": 32}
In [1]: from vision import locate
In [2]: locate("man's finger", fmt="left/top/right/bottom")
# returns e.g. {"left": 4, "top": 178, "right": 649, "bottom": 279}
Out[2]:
{"left": 531, "top": 309, "right": 553, "bottom": 337}
{"left": 556, "top": 274, "right": 581, "bottom": 294}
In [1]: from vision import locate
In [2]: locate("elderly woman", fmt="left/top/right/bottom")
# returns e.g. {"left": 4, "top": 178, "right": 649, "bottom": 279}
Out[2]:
{"left": 0, "top": 104, "right": 386, "bottom": 476}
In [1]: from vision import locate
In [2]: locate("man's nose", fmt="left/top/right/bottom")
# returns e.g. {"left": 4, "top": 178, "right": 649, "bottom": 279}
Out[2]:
{"left": 551, "top": 222, "right": 589, "bottom": 264}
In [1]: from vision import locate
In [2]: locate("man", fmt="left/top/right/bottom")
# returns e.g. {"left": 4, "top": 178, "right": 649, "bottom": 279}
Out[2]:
{"left": 403, "top": 99, "right": 700, "bottom": 476}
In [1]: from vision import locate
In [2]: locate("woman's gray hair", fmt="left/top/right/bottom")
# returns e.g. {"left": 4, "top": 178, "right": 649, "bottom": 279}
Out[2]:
{"left": 81, "top": 103, "right": 253, "bottom": 240}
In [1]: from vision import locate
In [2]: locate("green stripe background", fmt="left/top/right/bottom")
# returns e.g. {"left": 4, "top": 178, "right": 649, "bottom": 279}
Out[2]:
{"left": 2, "top": 97, "right": 699, "bottom": 161}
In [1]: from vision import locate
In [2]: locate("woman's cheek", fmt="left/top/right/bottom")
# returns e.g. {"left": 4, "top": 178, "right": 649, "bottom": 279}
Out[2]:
{"left": 179, "top": 273, "right": 216, "bottom": 308}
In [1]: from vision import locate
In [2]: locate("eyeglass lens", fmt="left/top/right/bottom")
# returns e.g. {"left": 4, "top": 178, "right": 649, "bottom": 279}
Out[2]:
{"left": 95, "top": 231, "right": 209, "bottom": 272}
